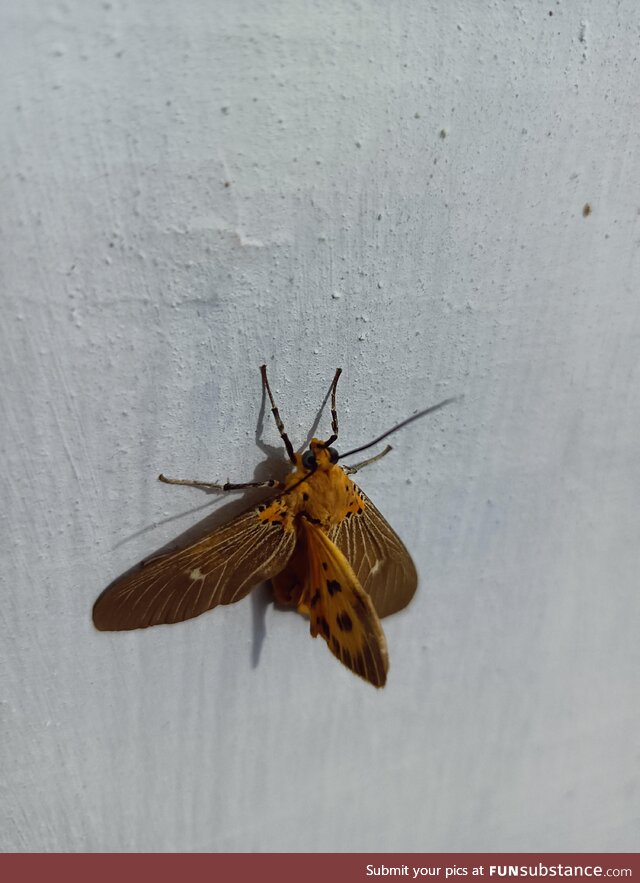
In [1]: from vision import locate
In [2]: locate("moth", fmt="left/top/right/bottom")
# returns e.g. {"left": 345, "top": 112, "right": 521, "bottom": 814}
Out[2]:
{"left": 93, "top": 366, "right": 454, "bottom": 688}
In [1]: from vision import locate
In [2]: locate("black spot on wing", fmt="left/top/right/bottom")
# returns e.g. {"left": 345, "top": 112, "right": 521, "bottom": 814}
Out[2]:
{"left": 336, "top": 612, "right": 353, "bottom": 631}
{"left": 326, "top": 579, "right": 341, "bottom": 596}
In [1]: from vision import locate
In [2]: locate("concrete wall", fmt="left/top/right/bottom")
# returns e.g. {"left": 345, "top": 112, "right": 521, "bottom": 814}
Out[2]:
{"left": 2, "top": 0, "right": 639, "bottom": 852}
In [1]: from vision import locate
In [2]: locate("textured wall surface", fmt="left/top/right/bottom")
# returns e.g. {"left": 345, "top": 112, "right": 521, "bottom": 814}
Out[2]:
{"left": 2, "top": 0, "right": 639, "bottom": 853}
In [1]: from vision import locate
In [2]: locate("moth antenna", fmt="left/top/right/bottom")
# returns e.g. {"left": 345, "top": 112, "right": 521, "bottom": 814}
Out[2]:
{"left": 338, "top": 396, "right": 459, "bottom": 461}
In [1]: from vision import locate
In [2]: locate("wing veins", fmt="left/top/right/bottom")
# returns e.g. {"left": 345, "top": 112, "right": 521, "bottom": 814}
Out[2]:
{"left": 94, "top": 501, "right": 296, "bottom": 630}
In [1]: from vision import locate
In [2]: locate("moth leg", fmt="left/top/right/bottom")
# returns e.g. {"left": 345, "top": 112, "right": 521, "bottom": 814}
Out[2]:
{"left": 323, "top": 367, "right": 342, "bottom": 446}
{"left": 342, "top": 444, "right": 392, "bottom": 475}
{"left": 260, "top": 364, "right": 296, "bottom": 463}
{"left": 158, "top": 474, "right": 284, "bottom": 491}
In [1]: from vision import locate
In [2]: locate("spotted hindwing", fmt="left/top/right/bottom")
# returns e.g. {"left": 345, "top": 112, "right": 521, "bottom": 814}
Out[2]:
{"left": 328, "top": 485, "right": 418, "bottom": 619}
{"left": 298, "top": 517, "right": 389, "bottom": 688}
{"left": 93, "top": 501, "right": 296, "bottom": 630}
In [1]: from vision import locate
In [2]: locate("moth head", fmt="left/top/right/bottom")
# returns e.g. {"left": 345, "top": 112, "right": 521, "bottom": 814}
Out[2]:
{"left": 301, "top": 439, "right": 339, "bottom": 472}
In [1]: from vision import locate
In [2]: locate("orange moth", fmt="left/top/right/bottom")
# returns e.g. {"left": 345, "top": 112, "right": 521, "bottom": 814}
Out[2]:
{"left": 93, "top": 366, "right": 454, "bottom": 687}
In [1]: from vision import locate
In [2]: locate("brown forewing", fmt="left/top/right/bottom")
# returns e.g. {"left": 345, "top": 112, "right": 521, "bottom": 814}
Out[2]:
{"left": 93, "top": 503, "right": 296, "bottom": 631}
{"left": 327, "top": 486, "right": 418, "bottom": 619}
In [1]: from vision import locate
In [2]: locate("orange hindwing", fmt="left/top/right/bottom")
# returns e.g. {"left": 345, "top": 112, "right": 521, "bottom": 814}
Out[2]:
{"left": 292, "top": 518, "right": 389, "bottom": 688}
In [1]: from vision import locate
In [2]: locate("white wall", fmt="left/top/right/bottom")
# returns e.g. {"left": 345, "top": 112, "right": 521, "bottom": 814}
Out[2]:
{"left": 2, "top": 0, "right": 639, "bottom": 852}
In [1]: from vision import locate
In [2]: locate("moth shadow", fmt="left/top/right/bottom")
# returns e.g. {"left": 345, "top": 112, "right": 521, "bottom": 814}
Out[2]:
{"left": 96, "top": 367, "right": 341, "bottom": 672}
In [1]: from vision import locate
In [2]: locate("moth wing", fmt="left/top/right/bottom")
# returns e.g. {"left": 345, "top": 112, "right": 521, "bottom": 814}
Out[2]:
{"left": 93, "top": 501, "right": 296, "bottom": 630}
{"left": 328, "top": 485, "right": 418, "bottom": 619}
{"left": 301, "top": 519, "right": 389, "bottom": 688}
